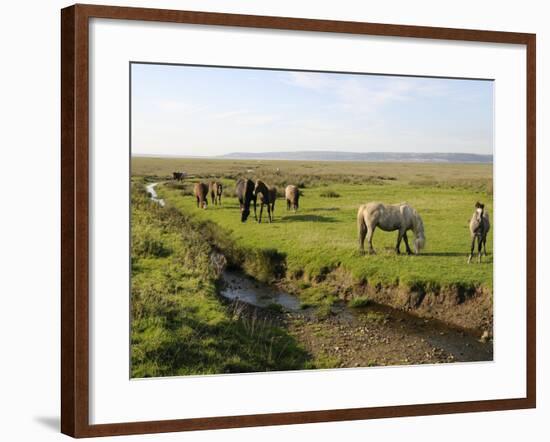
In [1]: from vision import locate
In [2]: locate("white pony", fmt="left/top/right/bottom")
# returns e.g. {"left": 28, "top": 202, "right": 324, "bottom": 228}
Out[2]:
{"left": 357, "top": 202, "right": 426, "bottom": 255}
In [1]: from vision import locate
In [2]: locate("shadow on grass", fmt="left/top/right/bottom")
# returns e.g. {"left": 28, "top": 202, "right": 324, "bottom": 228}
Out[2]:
{"left": 420, "top": 252, "right": 491, "bottom": 257}
{"left": 308, "top": 207, "right": 341, "bottom": 212}
{"left": 280, "top": 214, "right": 338, "bottom": 223}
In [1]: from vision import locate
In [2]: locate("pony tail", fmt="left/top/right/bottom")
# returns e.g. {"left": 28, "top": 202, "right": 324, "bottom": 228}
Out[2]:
{"left": 357, "top": 205, "right": 367, "bottom": 234}
{"left": 357, "top": 205, "right": 368, "bottom": 252}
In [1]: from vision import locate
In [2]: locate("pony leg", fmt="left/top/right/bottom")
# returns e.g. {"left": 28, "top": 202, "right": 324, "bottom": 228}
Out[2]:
{"left": 287, "top": 199, "right": 290, "bottom": 211}
{"left": 358, "top": 228, "right": 367, "bottom": 255}
{"left": 253, "top": 198, "right": 258, "bottom": 221}
{"left": 267, "top": 203, "right": 272, "bottom": 223}
{"left": 403, "top": 232, "right": 413, "bottom": 255}
{"left": 357, "top": 212, "right": 367, "bottom": 254}
{"left": 468, "top": 237, "right": 475, "bottom": 263}
{"left": 366, "top": 224, "right": 376, "bottom": 254}
{"left": 477, "top": 236, "right": 483, "bottom": 263}
{"left": 483, "top": 236, "right": 488, "bottom": 256}
{"left": 258, "top": 203, "right": 263, "bottom": 223}
{"left": 395, "top": 230, "right": 404, "bottom": 254}
{"left": 196, "top": 196, "right": 200, "bottom": 208}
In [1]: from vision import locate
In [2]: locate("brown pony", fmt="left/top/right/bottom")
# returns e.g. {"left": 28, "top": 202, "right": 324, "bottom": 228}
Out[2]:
{"left": 285, "top": 185, "right": 299, "bottom": 212}
{"left": 193, "top": 182, "right": 209, "bottom": 209}
{"left": 254, "top": 180, "right": 274, "bottom": 223}
{"left": 209, "top": 181, "right": 223, "bottom": 205}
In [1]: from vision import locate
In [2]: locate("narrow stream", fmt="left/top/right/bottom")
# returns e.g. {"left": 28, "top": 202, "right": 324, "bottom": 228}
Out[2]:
{"left": 220, "top": 271, "right": 302, "bottom": 311}
{"left": 145, "top": 182, "right": 165, "bottom": 207}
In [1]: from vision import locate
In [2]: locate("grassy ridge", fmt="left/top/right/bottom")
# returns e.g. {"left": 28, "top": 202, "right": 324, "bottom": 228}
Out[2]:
{"left": 154, "top": 167, "right": 493, "bottom": 291}
{"left": 131, "top": 183, "right": 310, "bottom": 377}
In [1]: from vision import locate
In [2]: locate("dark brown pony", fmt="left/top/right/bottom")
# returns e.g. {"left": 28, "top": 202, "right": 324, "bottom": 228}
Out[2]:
{"left": 172, "top": 172, "right": 185, "bottom": 181}
{"left": 235, "top": 178, "right": 257, "bottom": 222}
{"left": 193, "top": 182, "right": 209, "bottom": 209}
{"left": 254, "top": 180, "right": 274, "bottom": 223}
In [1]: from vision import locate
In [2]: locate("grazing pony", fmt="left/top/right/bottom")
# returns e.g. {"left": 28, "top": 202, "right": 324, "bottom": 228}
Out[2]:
{"left": 468, "top": 202, "right": 490, "bottom": 263}
{"left": 285, "top": 185, "right": 299, "bottom": 212}
{"left": 254, "top": 180, "right": 274, "bottom": 223}
{"left": 209, "top": 181, "right": 223, "bottom": 205}
{"left": 172, "top": 172, "right": 185, "bottom": 181}
{"left": 357, "top": 202, "right": 426, "bottom": 255}
{"left": 193, "top": 182, "right": 209, "bottom": 209}
{"left": 235, "top": 178, "right": 257, "bottom": 222}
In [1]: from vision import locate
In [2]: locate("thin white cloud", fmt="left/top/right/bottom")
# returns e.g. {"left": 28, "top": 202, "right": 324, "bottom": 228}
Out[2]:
{"left": 283, "top": 72, "right": 450, "bottom": 116}
{"left": 283, "top": 71, "right": 330, "bottom": 90}
{"left": 213, "top": 109, "right": 277, "bottom": 126}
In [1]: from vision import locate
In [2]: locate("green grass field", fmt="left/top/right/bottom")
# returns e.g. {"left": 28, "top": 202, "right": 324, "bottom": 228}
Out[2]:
{"left": 131, "top": 157, "right": 493, "bottom": 376}
{"left": 134, "top": 157, "right": 493, "bottom": 291}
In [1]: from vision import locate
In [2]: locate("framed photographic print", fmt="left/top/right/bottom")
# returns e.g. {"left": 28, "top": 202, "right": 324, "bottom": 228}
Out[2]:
{"left": 61, "top": 4, "right": 536, "bottom": 438}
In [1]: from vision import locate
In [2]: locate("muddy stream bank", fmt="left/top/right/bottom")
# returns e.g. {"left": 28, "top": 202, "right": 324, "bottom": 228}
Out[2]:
{"left": 221, "top": 270, "right": 492, "bottom": 367}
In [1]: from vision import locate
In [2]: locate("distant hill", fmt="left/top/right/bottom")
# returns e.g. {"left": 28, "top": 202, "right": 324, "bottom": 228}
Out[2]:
{"left": 218, "top": 151, "right": 493, "bottom": 163}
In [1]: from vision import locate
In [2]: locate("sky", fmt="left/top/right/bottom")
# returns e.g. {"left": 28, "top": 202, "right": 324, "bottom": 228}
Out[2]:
{"left": 131, "top": 63, "right": 494, "bottom": 156}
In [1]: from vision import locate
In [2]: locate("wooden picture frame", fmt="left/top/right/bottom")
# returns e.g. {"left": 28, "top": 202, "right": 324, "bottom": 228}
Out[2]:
{"left": 61, "top": 3, "right": 536, "bottom": 438}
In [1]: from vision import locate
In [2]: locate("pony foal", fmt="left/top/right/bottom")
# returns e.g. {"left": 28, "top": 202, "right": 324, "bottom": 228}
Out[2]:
{"left": 468, "top": 201, "right": 490, "bottom": 263}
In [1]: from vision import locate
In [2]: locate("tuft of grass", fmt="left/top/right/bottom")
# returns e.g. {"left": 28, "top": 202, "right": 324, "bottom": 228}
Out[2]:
{"left": 348, "top": 297, "right": 372, "bottom": 308}
{"left": 242, "top": 248, "right": 286, "bottom": 283}
{"left": 363, "top": 311, "right": 390, "bottom": 324}
{"left": 306, "top": 352, "right": 341, "bottom": 369}
{"left": 266, "top": 303, "right": 284, "bottom": 313}
{"left": 314, "top": 303, "right": 334, "bottom": 320}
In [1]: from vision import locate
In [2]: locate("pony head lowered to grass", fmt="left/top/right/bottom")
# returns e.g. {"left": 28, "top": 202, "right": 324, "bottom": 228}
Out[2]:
{"left": 410, "top": 208, "right": 426, "bottom": 254}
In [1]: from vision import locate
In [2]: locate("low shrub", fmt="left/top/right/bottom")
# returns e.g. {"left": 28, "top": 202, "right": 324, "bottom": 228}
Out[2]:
{"left": 319, "top": 189, "right": 341, "bottom": 198}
